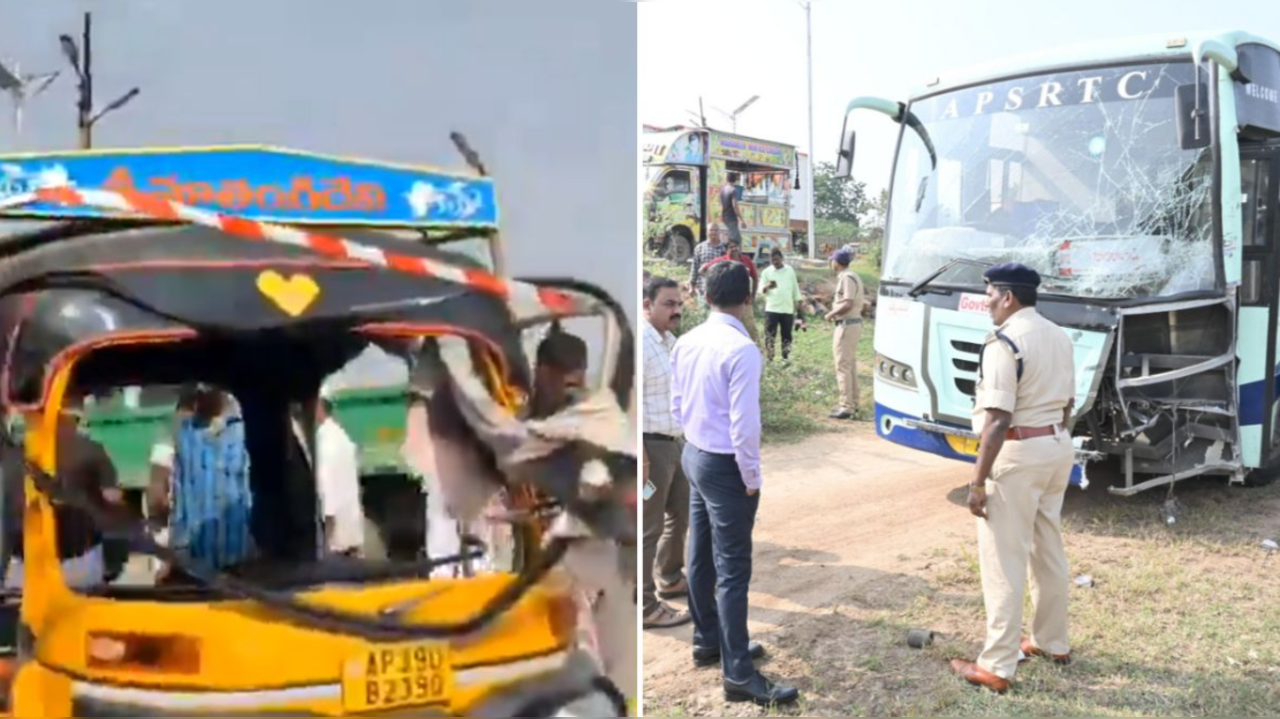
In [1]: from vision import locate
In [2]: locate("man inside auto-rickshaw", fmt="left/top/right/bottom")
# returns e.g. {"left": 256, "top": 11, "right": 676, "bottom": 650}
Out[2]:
{"left": 406, "top": 329, "right": 591, "bottom": 574}
{"left": 157, "top": 385, "right": 254, "bottom": 581}
{"left": 0, "top": 388, "right": 127, "bottom": 589}
{"left": 529, "top": 329, "right": 589, "bottom": 419}
{"left": 313, "top": 382, "right": 366, "bottom": 558}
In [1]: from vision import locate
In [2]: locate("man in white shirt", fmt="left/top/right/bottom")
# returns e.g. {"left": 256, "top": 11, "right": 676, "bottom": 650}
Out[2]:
{"left": 401, "top": 393, "right": 475, "bottom": 579}
{"left": 642, "top": 276, "right": 692, "bottom": 630}
{"left": 314, "top": 383, "right": 366, "bottom": 557}
{"left": 670, "top": 262, "right": 798, "bottom": 707}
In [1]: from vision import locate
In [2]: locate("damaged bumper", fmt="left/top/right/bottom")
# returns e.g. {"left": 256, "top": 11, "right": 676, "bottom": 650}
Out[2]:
{"left": 54, "top": 650, "right": 623, "bottom": 717}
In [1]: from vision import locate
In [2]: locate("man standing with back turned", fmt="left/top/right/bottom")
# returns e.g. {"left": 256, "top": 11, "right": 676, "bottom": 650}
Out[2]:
{"left": 671, "top": 262, "right": 799, "bottom": 707}
{"left": 951, "top": 263, "right": 1076, "bottom": 693}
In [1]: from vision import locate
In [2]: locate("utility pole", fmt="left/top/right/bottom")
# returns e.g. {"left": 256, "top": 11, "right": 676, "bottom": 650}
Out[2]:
{"left": 80, "top": 12, "right": 92, "bottom": 149}
{"left": 804, "top": 1, "right": 816, "bottom": 261}
{"left": 61, "top": 11, "right": 139, "bottom": 150}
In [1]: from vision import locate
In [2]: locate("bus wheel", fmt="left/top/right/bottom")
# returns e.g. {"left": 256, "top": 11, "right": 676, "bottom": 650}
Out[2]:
{"left": 1243, "top": 465, "right": 1278, "bottom": 488}
{"left": 662, "top": 229, "right": 693, "bottom": 264}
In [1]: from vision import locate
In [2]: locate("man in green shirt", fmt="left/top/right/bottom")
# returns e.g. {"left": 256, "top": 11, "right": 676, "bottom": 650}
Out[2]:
{"left": 757, "top": 248, "right": 805, "bottom": 362}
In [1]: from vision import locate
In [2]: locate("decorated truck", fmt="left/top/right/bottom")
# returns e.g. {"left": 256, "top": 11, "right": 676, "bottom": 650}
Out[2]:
{"left": 643, "top": 127, "right": 798, "bottom": 263}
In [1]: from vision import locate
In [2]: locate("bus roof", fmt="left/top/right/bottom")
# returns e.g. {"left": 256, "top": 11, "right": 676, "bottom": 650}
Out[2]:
{"left": 911, "top": 30, "right": 1280, "bottom": 100}
{"left": 0, "top": 145, "right": 498, "bottom": 229}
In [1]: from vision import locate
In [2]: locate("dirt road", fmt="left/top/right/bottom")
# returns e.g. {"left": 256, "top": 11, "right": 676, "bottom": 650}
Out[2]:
{"left": 643, "top": 423, "right": 1280, "bottom": 716}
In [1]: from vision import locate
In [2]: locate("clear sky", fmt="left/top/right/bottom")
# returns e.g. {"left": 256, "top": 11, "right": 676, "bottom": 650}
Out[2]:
{"left": 640, "top": 0, "right": 1279, "bottom": 195}
{"left": 0, "top": 0, "right": 637, "bottom": 317}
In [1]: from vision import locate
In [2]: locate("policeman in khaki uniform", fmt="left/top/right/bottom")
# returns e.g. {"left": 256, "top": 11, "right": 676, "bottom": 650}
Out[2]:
{"left": 824, "top": 249, "right": 865, "bottom": 420}
{"left": 951, "top": 263, "right": 1077, "bottom": 694}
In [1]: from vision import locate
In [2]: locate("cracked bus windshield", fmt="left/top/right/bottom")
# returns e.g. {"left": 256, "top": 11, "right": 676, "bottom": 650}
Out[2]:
{"left": 885, "top": 62, "right": 1214, "bottom": 299}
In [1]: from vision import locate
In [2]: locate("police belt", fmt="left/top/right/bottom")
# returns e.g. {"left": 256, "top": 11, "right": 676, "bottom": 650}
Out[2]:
{"left": 1005, "top": 425, "right": 1062, "bottom": 441}
{"left": 834, "top": 318, "right": 863, "bottom": 326}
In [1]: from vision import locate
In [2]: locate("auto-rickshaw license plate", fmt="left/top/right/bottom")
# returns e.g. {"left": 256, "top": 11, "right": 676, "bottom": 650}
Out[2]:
{"left": 342, "top": 642, "right": 452, "bottom": 712}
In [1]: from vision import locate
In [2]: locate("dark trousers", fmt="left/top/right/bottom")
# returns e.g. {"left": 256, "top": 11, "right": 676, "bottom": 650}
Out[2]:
{"left": 726, "top": 220, "right": 742, "bottom": 244}
{"left": 682, "top": 442, "right": 760, "bottom": 684}
{"left": 643, "top": 436, "right": 690, "bottom": 614}
{"left": 764, "top": 311, "right": 795, "bottom": 361}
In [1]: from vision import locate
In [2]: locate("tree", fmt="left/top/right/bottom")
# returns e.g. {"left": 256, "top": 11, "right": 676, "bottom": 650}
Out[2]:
{"left": 861, "top": 189, "right": 890, "bottom": 244}
{"left": 858, "top": 188, "right": 890, "bottom": 268}
{"left": 813, "top": 161, "right": 869, "bottom": 225}
{"left": 814, "top": 218, "right": 859, "bottom": 242}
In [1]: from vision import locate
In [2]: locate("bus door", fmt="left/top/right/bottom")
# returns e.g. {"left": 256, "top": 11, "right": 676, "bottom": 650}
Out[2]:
{"left": 1240, "top": 143, "right": 1280, "bottom": 462}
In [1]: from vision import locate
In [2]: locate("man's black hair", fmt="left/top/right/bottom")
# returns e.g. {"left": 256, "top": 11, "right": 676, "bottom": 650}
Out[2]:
{"left": 770, "top": 247, "right": 783, "bottom": 258}
{"left": 996, "top": 284, "right": 1038, "bottom": 307}
{"left": 706, "top": 261, "right": 751, "bottom": 308}
{"left": 727, "top": 171, "right": 740, "bottom": 183}
{"left": 537, "top": 331, "right": 588, "bottom": 372}
{"left": 176, "top": 384, "right": 201, "bottom": 412}
{"left": 644, "top": 275, "right": 680, "bottom": 303}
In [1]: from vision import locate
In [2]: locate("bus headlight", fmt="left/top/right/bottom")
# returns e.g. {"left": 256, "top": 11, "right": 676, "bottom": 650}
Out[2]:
{"left": 875, "top": 354, "right": 919, "bottom": 389}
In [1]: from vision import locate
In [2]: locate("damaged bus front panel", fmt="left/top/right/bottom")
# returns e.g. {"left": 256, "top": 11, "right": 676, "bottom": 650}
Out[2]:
{"left": 865, "top": 36, "right": 1280, "bottom": 494}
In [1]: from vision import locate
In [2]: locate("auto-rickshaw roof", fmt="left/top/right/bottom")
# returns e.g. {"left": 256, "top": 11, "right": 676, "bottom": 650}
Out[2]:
{"left": 0, "top": 144, "right": 498, "bottom": 229}
{"left": 0, "top": 222, "right": 532, "bottom": 409}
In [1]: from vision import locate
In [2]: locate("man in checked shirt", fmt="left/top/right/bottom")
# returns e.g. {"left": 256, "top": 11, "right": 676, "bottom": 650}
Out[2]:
{"left": 689, "top": 228, "right": 725, "bottom": 299}
{"left": 641, "top": 275, "right": 693, "bottom": 630}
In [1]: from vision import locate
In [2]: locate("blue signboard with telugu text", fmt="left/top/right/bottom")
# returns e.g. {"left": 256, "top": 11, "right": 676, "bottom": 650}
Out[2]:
{"left": 0, "top": 145, "right": 498, "bottom": 228}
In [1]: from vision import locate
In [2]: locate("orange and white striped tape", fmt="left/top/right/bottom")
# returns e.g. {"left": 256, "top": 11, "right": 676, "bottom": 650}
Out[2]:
{"left": 0, "top": 186, "right": 582, "bottom": 320}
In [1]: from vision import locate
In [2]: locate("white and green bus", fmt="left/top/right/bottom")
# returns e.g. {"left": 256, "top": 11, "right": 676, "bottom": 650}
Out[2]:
{"left": 837, "top": 32, "right": 1280, "bottom": 495}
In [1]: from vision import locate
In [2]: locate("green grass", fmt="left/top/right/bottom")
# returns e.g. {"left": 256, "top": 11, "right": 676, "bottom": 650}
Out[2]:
{"left": 645, "top": 256, "right": 879, "bottom": 443}
{"left": 904, "top": 534, "right": 1280, "bottom": 717}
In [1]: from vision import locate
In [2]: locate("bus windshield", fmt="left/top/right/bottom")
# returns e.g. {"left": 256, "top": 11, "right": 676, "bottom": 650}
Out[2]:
{"left": 885, "top": 61, "right": 1215, "bottom": 300}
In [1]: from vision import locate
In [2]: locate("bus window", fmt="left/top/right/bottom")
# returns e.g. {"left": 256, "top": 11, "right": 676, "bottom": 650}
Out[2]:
{"left": 1242, "top": 260, "right": 1264, "bottom": 305}
{"left": 1242, "top": 158, "right": 1271, "bottom": 248}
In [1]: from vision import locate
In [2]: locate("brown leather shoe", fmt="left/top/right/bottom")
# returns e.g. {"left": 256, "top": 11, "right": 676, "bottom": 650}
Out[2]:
{"left": 950, "top": 659, "right": 1010, "bottom": 693}
{"left": 1020, "top": 637, "right": 1072, "bottom": 665}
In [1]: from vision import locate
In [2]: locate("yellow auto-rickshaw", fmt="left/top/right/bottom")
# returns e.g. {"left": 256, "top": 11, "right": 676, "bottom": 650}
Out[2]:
{"left": 0, "top": 144, "right": 635, "bottom": 716}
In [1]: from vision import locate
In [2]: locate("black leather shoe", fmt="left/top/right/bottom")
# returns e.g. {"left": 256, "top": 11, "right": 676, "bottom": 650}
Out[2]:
{"left": 829, "top": 410, "right": 854, "bottom": 420}
{"left": 693, "top": 641, "right": 765, "bottom": 668}
{"left": 723, "top": 672, "right": 800, "bottom": 706}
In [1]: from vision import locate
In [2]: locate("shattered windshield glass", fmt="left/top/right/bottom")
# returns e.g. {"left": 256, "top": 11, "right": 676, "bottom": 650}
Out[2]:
{"left": 885, "top": 62, "right": 1214, "bottom": 299}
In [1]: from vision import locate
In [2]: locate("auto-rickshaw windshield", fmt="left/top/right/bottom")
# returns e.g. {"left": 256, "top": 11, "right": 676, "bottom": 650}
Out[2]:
{"left": 32, "top": 309, "right": 613, "bottom": 599}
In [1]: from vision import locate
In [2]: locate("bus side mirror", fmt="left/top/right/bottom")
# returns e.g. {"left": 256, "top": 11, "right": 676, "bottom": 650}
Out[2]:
{"left": 836, "top": 128, "right": 856, "bottom": 179}
{"left": 1175, "top": 82, "right": 1211, "bottom": 151}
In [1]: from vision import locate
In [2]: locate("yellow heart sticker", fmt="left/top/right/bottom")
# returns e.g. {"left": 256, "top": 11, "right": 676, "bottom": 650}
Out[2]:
{"left": 255, "top": 270, "right": 320, "bottom": 317}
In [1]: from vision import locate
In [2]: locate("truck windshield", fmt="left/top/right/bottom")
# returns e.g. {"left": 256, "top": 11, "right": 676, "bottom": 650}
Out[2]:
{"left": 884, "top": 61, "right": 1214, "bottom": 300}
